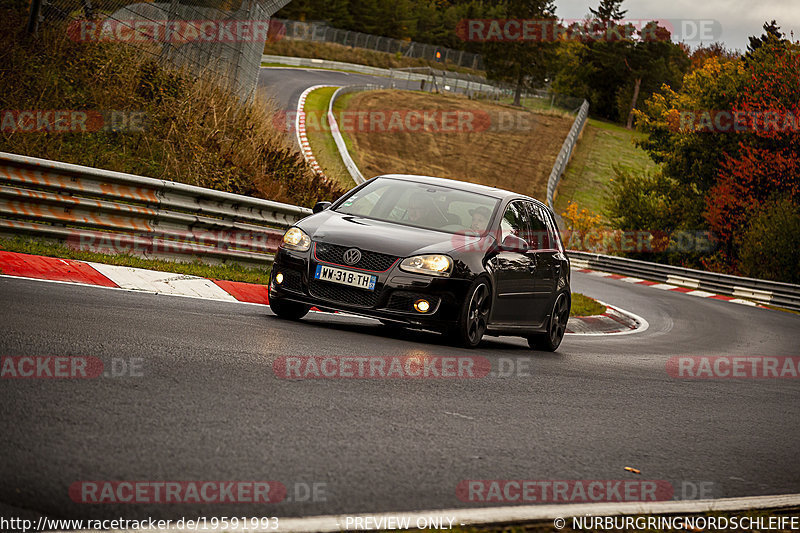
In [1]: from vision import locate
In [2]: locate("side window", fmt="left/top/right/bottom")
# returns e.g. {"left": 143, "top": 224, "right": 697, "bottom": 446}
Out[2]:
{"left": 526, "top": 203, "right": 558, "bottom": 250}
{"left": 544, "top": 208, "right": 562, "bottom": 251}
{"left": 500, "top": 201, "right": 531, "bottom": 244}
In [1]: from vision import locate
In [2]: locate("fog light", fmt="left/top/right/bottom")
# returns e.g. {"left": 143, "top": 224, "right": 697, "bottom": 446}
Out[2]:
{"left": 275, "top": 272, "right": 284, "bottom": 284}
{"left": 414, "top": 299, "right": 430, "bottom": 313}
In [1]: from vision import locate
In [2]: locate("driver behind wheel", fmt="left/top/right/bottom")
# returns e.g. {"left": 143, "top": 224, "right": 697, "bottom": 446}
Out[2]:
{"left": 405, "top": 192, "right": 442, "bottom": 227}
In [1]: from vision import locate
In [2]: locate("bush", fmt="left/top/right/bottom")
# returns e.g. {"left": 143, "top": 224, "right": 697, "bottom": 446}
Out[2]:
{"left": 738, "top": 197, "right": 800, "bottom": 283}
{"left": 561, "top": 201, "right": 602, "bottom": 234}
{"left": 605, "top": 166, "right": 687, "bottom": 232}
{"left": 603, "top": 166, "right": 714, "bottom": 266}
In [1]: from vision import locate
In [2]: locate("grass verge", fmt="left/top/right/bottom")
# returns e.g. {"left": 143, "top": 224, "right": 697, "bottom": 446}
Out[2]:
{"left": 264, "top": 40, "right": 485, "bottom": 77}
{"left": 331, "top": 92, "right": 360, "bottom": 168}
{"left": 303, "top": 87, "right": 353, "bottom": 187}
{"left": 570, "top": 293, "right": 607, "bottom": 317}
{"left": 493, "top": 95, "right": 580, "bottom": 118}
{"left": 0, "top": 237, "right": 270, "bottom": 285}
{"left": 554, "top": 118, "right": 657, "bottom": 221}
{"left": 339, "top": 90, "right": 572, "bottom": 200}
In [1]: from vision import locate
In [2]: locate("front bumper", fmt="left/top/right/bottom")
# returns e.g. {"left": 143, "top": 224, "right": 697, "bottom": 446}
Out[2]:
{"left": 269, "top": 245, "right": 471, "bottom": 329}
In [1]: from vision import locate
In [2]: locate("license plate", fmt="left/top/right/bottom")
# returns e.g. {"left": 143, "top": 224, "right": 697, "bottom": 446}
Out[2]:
{"left": 314, "top": 265, "right": 377, "bottom": 291}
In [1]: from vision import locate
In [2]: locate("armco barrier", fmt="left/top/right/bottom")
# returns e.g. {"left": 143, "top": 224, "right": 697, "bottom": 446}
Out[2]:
{"left": 2, "top": 151, "right": 798, "bottom": 309}
{"left": 568, "top": 251, "right": 800, "bottom": 311}
{"left": 328, "top": 85, "right": 383, "bottom": 185}
{"left": 261, "top": 55, "right": 503, "bottom": 97}
{"left": 0, "top": 152, "right": 310, "bottom": 267}
{"left": 546, "top": 100, "right": 589, "bottom": 208}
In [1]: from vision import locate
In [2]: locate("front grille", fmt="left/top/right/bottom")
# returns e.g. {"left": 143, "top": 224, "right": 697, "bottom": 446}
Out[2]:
{"left": 315, "top": 242, "right": 399, "bottom": 272}
{"left": 386, "top": 291, "right": 440, "bottom": 313}
{"left": 309, "top": 280, "right": 381, "bottom": 308}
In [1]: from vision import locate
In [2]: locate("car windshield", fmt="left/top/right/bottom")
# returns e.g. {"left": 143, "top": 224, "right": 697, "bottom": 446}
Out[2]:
{"left": 333, "top": 177, "right": 500, "bottom": 234}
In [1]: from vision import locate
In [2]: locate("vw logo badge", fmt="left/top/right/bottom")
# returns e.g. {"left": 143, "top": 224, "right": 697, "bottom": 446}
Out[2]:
{"left": 343, "top": 248, "right": 362, "bottom": 265}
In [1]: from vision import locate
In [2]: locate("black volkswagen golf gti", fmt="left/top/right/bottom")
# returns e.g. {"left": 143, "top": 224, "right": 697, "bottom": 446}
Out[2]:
{"left": 269, "top": 174, "right": 571, "bottom": 350}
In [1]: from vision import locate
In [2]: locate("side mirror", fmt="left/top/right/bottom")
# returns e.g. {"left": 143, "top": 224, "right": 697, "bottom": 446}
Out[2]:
{"left": 313, "top": 201, "right": 332, "bottom": 214}
{"left": 501, "top": 234, "right": 530, "bottom": 252}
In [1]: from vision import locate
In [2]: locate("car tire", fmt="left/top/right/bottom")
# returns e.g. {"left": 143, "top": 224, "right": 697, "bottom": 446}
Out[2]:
{"left": 527, "top": 292, "right": 570, "bottom": 352}
{"left": 449, "top": 278, "right": 491, "bottom": 348}
{"left": 269, "top": 298, "right": 310, "bottom": 320}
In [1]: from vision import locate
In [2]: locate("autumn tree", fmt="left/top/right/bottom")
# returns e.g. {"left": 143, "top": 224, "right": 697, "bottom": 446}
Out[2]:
{"left": 552, "top": 0, "right": 688, "bottom": 123}
{"left": 480, "top": 0, "right": 559, "bottom": 106}
{"left": 705, "top": 38, "right": 800, "bottom": 271}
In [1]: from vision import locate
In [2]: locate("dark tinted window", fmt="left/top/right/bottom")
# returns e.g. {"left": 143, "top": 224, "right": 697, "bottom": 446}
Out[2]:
{"left": 525, "top": 202, "right": 558, "bottom": 250}
{"left": 500, "top": 201, "right": 530, "bottom": 243}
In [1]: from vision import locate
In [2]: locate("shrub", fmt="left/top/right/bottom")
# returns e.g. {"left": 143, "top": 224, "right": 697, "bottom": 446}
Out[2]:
{"left": 738, "top": 197, "right": 800, "bottom": 283}
{"left": 605, "top": 166, "right": 687, "bottom": 232}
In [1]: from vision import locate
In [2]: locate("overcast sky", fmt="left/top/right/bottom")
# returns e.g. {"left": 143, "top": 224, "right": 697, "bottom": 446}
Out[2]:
{"left": 555, "top": 0, "right": 800, "bottom": 51}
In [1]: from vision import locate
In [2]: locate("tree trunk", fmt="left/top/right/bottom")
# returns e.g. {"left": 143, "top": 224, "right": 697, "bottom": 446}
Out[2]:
{"left": 626, "top": 77, "right": 642, "bottom": 129}
{"left": 513, "top": 63, "right": 524, "bottom": 107}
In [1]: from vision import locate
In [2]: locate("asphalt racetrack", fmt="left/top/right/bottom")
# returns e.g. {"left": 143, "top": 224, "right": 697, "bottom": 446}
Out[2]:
{"left": 1, "top": 270, "right": 798, "bottom": 520}
{"left": 0, "top": 66, "right": 797, "bottom": 522}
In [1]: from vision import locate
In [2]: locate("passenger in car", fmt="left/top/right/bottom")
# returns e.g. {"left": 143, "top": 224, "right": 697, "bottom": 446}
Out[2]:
{"left": 469, "top": 206, "right": 492, "bottom": 232}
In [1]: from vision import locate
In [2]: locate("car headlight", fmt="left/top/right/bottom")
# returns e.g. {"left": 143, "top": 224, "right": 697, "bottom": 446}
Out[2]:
{"left": 400, "top": 254, "right": 453, "bottom": 277}
{"left": 281, "top": 227, "right": 311, "bottom": 252}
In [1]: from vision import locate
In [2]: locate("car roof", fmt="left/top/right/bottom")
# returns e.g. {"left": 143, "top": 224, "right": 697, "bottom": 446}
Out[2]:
{"left": 374, "top": 174, "right": 548, "bottom": 207}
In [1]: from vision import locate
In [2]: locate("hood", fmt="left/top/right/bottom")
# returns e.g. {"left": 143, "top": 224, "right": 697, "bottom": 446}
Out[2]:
{"left": 297, "top": 210, "right": 460, "bottom": 257}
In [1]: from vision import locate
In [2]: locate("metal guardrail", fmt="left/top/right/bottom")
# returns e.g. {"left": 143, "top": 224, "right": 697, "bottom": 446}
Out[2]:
{"left": 272, "top": 18, "right": 484, "bottom": 70}
{"left": 328, "top": 85, "right": 383, "bottom": 185}
{"left": 261, "top": 55, "right": 503, "bottom": 96}
{"left": 546, "top": 100, "right": 589, "bottom": 208}
{"left": 3, "top": 152, "right": 798, "bottom": 309}
{"left": 568, "top": 250, "right": 800, "bottom": 311}
{"left": 0, "top": 152, "right": 310, "bottom": 267}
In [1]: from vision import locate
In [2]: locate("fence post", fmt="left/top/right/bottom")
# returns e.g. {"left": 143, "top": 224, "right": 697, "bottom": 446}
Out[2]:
{"left": 26, "top": 0, "right": 42, "bottom": 34}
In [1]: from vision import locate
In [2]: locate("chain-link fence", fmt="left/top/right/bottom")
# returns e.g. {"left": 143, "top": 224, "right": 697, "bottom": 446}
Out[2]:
{"left": 388, "top": 67, "right": 501, "bottom": 97}
{"left": 29, "top": 0, "right": 291, "bottom": 101}
{"left": 273, "top": 18, "right": 484, "bottom": 71}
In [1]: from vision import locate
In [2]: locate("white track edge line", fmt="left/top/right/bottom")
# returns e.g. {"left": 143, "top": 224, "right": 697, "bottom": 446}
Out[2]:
{"left": 567, "top": 300, "right": 650, "bottom": 337}
{"left": 58, "top": 493, "right": 800, "bottom": 532}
